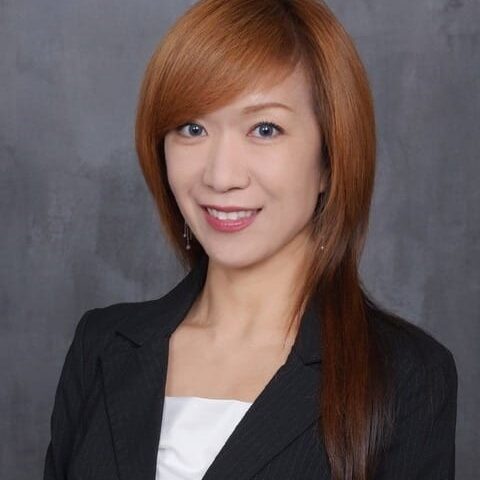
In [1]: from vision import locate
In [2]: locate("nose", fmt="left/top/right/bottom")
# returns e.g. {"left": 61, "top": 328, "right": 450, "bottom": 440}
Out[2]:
{"left": 202, "top": 133, "right": 250, "bottom": 192}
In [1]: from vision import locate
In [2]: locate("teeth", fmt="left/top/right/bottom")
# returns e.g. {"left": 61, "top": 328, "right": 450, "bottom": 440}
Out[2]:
{"left": 207, "top": 208, "right": 257, "bottom": 220}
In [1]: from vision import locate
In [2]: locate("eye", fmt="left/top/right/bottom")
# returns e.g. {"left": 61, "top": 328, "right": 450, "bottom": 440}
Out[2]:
{"left": 250, "top": 121, "right": 284, "bottom": 139}
{"left": 174, "top": 120, "right": 284, "bottom": 139}
{"left": 175, "top": 122, "right": 205, "bottom": 138}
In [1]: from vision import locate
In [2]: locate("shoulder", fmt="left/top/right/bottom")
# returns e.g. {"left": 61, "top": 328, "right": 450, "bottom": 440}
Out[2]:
{"left": 370, "top": 305, "right": 456, "bottom": 372}
{"left": 74, "top": 298, "right": 160, "bottom": 353}
{"left": 368, "top": 305, "right": 458, "bottom": 476}
{"left": 368, "top": 304, "right": 458, "bottom": 410}
{"left": 65, "top": 298, "right": 162, "bottom": 380}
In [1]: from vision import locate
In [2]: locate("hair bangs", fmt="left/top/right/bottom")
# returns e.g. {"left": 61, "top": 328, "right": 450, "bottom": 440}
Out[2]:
{"left": 151, "top": 0, "right": 306, "bottom": 137}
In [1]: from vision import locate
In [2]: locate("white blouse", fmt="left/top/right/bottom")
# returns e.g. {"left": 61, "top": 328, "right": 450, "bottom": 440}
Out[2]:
{"left": 155, "top": 395, "right": 253, "bottom": 479}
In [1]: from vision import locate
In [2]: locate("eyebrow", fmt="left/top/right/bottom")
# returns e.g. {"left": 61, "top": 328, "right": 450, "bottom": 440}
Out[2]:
{"left": 241, "top": 102, "right": 294, "bottom": 115}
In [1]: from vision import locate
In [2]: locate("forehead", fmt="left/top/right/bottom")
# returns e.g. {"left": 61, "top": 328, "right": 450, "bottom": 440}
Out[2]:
{"left": 204, "top": 63, "right": 313, "bottom": 118}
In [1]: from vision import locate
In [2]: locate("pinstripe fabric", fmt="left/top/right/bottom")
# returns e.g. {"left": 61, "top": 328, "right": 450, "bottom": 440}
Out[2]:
{"left": 43, "top": 255, "right": 457, "bottom": 479}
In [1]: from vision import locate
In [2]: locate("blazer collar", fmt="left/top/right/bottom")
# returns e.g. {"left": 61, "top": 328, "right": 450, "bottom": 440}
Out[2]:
{"left": 101, "top": 255, "right": 324, "bottom": 480}
{"left": 114, "top": 254, "right": 322, "bottom": 365}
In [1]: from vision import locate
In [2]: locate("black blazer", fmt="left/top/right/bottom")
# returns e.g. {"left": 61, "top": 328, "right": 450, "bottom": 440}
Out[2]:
{"left": 43, "top": 256, "right": 458, "bottom": 480}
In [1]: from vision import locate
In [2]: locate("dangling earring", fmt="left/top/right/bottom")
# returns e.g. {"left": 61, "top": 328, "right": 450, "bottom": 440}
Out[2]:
{"left": 183, "top": 220, "right": 192, "bottom": 250}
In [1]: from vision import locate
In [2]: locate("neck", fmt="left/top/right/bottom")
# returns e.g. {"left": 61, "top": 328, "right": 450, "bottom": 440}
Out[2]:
{"left": 187, "top": 229, "right": 312, "bottom": 347}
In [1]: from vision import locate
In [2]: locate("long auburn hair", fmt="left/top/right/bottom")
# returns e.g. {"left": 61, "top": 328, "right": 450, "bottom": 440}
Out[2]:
{"left": 135, "top": 0, "right": 399, "bottom": 478}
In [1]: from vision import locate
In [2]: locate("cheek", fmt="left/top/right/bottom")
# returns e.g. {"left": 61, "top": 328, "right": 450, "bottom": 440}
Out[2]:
{"left": 164, "top": 159, "right": 180, "bottom": 199}
{"left": 164, "top": 145, "right": 191, "bottom": 195}
{"left": 290, "top": 144, "right": 322, "bottom": 200}
{"left": 256, "top": 149, "right": 321, "bottom": 205}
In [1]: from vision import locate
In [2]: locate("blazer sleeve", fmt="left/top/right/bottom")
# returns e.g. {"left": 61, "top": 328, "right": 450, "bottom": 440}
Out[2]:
{"left": 43, "top": 309, "right": 96, "bottom": 480}
{"left": 375, "top": 351, "right": 458, "bottom": 480}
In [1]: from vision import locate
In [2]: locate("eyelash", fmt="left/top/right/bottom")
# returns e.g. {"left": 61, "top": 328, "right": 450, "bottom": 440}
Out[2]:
{"left": 175, "top": 120, "right": 284, "bottom": 138}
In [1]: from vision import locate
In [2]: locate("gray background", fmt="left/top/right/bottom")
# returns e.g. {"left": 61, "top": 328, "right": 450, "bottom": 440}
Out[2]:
{"left": 1, "top": 0, "right": 478, "bottom": 478}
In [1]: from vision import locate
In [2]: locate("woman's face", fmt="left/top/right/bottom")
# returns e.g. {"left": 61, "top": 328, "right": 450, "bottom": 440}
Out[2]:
{"left": 164, "top": 63, "right": 326, "bottom": 269}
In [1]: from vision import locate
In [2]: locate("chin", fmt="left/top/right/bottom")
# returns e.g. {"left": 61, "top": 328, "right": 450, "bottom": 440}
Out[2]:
{"left": 206, "top": 249, "right": 267, "bottom": 271}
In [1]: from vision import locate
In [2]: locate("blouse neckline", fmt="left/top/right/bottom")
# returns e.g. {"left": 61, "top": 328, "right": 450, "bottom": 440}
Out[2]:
{"left": 164, "top": 395, "right": 253, "bottom": 405}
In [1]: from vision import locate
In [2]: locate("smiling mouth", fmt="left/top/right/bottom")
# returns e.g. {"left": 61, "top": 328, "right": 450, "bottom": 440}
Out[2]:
{"left": 200, "top": 203, "right": 262, "bottom": 212}
{"left": 201, "top": 205, "right": 261, "bottom": 232}
{"left": 203, "top": 206, "right": 262, "bottom": 221}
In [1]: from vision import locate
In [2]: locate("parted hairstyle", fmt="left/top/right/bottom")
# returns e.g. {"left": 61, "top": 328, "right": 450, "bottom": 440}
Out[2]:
{"left": 134, "top": 1, "right": 407, "bottom": 478}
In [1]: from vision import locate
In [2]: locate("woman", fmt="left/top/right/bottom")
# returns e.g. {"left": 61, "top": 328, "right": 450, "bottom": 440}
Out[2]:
{"left": 43, "top": 1, "right": 457, "bottom": 479}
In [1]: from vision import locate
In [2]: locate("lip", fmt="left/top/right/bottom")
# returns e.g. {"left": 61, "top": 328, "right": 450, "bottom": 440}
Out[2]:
{"left": 201, "top": 204, "right": 261, "bottom": 212}
{"left": 202, "top": 205, "right": 261, "bottom": 233}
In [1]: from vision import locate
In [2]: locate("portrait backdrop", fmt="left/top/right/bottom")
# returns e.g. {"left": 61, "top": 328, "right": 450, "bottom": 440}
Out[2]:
{"left": 0, "top": 0, "right": 478, "bottom": 478}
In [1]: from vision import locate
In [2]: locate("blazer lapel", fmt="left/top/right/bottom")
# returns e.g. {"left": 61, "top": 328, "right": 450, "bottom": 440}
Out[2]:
{"left": 202, "top": 346, "right": 322, "bottom": 479}
{"left": 101, "top": 255, "right": 324, "bottom": 480}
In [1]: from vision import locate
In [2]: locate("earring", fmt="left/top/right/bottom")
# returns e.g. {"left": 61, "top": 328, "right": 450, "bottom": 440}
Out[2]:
{"left": 183, "top": 220, "right": 192, "bottom": 250}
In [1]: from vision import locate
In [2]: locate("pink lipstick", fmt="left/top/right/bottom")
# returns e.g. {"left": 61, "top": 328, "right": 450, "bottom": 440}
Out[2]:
{"left": 202, "top": 206, "right": 261, "bottom": 233}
